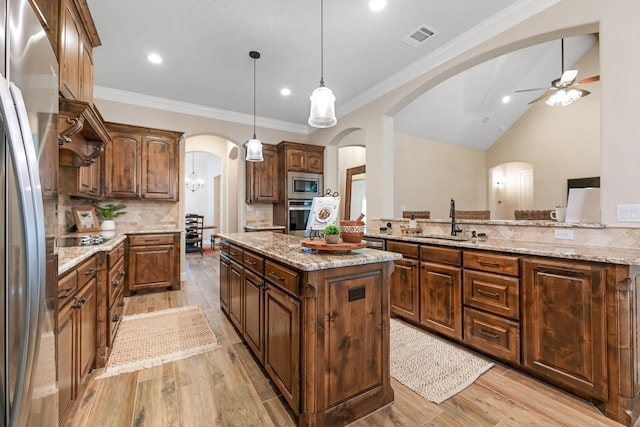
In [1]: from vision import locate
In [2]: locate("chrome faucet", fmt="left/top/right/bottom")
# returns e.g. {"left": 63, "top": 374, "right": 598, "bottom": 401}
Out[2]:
{"left": 450, "top": 198, "right": 462, "bottom": 236}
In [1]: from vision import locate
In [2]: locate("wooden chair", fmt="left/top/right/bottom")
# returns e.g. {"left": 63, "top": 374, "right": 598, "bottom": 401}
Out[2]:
{"left": 185, "top": 214, "right": 204, "bottom": 255}
{"left": 514, "top": 209, "right": 553, "bottom": 220}
{"left": 455, "top": 210, "right": 490, "bottom": 220}
{"left": 402, "top": 210, "right": 431, "bottom": 219}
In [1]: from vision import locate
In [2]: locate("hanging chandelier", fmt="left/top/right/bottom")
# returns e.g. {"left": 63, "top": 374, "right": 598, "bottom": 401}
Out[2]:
{"left": 185, "top": 152, "right": 205, "bottom": 192}
{"left": 308, "top": 0, "right": 337, "bottom": 128}
{"left": 245, "top": 51, "right": 264, "bottom": 161}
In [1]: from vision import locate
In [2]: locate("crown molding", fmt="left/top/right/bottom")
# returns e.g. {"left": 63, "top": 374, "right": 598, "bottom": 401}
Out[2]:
{"left": 93, "top": 86, "right": 310, "bottom": 135}
{"left": 337, "top": 0, "right": 560, "bottom": 118}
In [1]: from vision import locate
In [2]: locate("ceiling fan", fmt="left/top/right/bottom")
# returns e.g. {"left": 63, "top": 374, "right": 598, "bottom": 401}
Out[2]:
{"left": 515, "top": 38, "right": 600, "bottom": 106}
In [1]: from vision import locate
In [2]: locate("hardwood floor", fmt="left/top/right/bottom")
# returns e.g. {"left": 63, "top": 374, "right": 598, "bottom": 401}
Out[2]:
{"left": 68, "top": 251, "right": 622, "bottom": 427}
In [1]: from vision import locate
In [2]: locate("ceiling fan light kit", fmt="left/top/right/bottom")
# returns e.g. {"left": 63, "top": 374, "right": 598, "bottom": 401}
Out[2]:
{"left": 309, "top": 0, "right": 337, "bottom": 128}
{"left": 245, "top": 50, "right": 264, "bottom": 162}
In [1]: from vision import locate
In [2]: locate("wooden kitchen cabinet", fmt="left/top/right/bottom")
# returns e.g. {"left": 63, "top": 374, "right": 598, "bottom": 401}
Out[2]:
{"left": 56, "top": 255, "right": 98, "bottom": 424}
{"left": 387, "top": 240, "right": 420, "bottom": 321}
{"left": 246, "top": 144, "right": 279, "bottom": 203}
{"left": 105, "top": 123, "right": 183, "bottom": 201}
{"left": 228, "top": 257, "right": 243, "bottom": 331}
{"left": 107, "top": 242, "right": 126, "bottom": 349}
{"left": 522, "top": 257, "right": 608, "bottom": 400}
{"left": 278, "top": 141, "right": 325, "bottom": 173}
{"left": 59, "top": 157, "right": 101, "bottom": 198}
{"left": 243, "top": 268, "right": 265, "bottom": 362}
{"left": 219, "top": 253, "right": 230, "bottom": 314}
{"left": 419, "top": 246, "right": 463, "bottom": 340}
{"left": 127, "top": 233, "right": 180, "bottom": 294}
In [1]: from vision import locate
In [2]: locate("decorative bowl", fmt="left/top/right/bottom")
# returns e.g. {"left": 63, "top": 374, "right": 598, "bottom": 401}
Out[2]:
{"left": 340, "top": 220, "right": 365, "bottom": 243}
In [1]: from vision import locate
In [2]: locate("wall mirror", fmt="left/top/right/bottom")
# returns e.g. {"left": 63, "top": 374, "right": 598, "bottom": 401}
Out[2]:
{"left": 343, "top": 165, "right": 366, "bottom": 220}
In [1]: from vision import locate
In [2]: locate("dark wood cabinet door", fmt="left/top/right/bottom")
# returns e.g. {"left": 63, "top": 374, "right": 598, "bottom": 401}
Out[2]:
{"left": 105, "top": 132, "right": 141, "bottom": 198}
{"left": 243, "top": 269, "right": 264, "bottom": 362}
{"left": 306, "top": 150, "right": 323, "bottom": 173}
{"left": 285, "top": 148, "right": 306, "bottom": 171}
{"left": 57, "top": 300, "right": 75, "bottom": 423}
{"left": 219, "top": 255, "right": 230, "bottom": 314}
{"left": 522, "top": 258, "right": 607, "bottom": 399}
{"left": 128, "top": 245, "right": 175, "bottom": 291}
{"left": 78, "top": 158, "right": 101, "bottom": 197}
{"left": 246, "top": 144, "right": 279, "bottom": 203}
{"left": 419, "top": 261, "right": 463, "bottom": 340}
{"left": 390, "top": 257, "right": 420, "bottom": 321}
{"left": 59, "top": 0, "right": 81, "bottom": 99}
{"left": 264, "top": 284, "right": 300, "bottom": 413}
{"left": 77, "top": 278, "right": 97, "bottom": 385}
{"left": 141, "top": 135, "right": 176, "bottom": 200}
{"left": 80, "top": 44, "right": 93, "bottom": 103}
{"left": 228, "top": 261, "right": 243, "bottom": 331}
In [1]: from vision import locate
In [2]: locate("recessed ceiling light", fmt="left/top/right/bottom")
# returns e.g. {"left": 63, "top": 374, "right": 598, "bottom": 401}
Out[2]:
{"left": 369, "top": 0, "right": 386, "bottom": 12}
{"left": 280, "top": 88, "right": 291, "bottom": 96}
{"left": 147, "top": 53, "right": 162, "bottom": 64}
{"left": 502, "top": 95, "right": 511, "bottom": 104}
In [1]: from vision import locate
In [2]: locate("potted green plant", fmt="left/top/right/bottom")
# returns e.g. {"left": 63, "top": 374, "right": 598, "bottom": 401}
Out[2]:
{"left": 93, "top": 202, "right": 127, "bottom": 231}
{"left": 323, "top": 224, "right": 341, "bottom": 244}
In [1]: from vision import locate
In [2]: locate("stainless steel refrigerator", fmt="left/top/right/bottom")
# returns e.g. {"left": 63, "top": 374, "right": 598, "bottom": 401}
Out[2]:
{"left": 1, "top": 0, "right": 59, "bottom": 425}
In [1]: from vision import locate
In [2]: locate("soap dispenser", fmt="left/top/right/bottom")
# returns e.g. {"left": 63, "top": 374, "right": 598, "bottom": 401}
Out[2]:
{"left": 409, "top": 214, "right": 417, "bottom": 228}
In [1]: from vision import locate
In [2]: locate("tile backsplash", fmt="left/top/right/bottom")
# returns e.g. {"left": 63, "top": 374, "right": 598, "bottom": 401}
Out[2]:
{"left": 245, "top": 203, "right": 275, "bottom": 227}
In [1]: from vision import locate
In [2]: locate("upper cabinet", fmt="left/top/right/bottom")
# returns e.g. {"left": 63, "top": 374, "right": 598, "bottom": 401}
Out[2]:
{"left": 104, "top": 123, "right": 183, "bottom": 201}
{"left": 246, "top": 144, "right": 279, "bottom": 204}
{"left": 278, "top": 141, "right": 324, "bottom": 174}
{"left": 31, "top": 0, "right": 60, "bottom": 52}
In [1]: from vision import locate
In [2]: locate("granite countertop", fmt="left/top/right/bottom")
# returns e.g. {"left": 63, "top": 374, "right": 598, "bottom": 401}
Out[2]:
{"left": 244, "top": 225, "right": 286, "bottom": 231}
{"left": 219, "top": 232, "right": 401, "bottom": 272}
{"left": 57, "top": 228, "right": 181, "bottom": 275}
{"left": 365, "top": 232, "right": 640, "bottom": 265}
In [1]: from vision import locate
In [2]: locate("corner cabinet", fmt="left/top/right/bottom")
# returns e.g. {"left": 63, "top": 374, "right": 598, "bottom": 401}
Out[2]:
{"left": 127, "top": 233, "right": 180, "bottom": 294}
{"left": 522, "top": 258, "right": 608, "bottom": 400}
{"left": 105, "top": 123, "right": 183, "bottom": 201}
{"left": 246, "top": 144, "right": 279, "bottom": 203}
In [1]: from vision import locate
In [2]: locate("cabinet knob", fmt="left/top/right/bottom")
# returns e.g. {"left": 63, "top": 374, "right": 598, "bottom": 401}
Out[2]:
{"left": 112, "top": 314, "right": 120, "bottom": 322}
{"left": 113, "top": 279, "right": 121, "bottom": 286}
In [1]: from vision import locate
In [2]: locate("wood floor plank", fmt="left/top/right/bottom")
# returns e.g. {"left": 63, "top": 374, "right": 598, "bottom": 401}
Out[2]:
{"left": 79, "top": 373, "right": 138, "bottom": 427}
{"left": 133, "top": 369, "right": 179, "bottom": 427}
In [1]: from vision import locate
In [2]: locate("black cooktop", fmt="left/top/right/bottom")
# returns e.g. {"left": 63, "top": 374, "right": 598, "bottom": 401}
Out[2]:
{"left": 58, "top": 235, "right": 112, "bottom": 247}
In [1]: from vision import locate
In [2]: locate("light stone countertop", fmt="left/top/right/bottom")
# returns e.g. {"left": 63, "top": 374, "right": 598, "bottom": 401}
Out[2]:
{"left": 57, "top": 228, "right": 181, "bottom": 275}
{"left": 244, "top": 225, "right": 286, "bottom": 231}
{"left": 365, "top": 231, "right": 640, "bottom": 265}
{"left": 218, "top": 232, "right": 402, "bottom": 272}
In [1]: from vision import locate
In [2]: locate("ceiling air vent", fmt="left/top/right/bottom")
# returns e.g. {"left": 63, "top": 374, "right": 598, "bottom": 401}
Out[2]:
{"left": 402, "top": 24, "right": 438, "bottom": 47}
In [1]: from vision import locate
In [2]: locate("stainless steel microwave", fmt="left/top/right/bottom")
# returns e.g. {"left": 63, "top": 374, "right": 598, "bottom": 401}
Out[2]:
{"left": 287, "top": 172, "right": 323, "bottom": 199}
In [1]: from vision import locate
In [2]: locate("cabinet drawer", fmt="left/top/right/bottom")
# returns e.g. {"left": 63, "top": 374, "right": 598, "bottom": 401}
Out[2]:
{"left": 464, "top": 307, "right": 520, "bottom": 364}
{"left": 129, "top": 234, "right": 174, "bottom": 246}
{"left": 387, "top": 240, "right": 419, "bottom": 258}
{"left": 464, "top": 251, "right": 519, "bottom": 276}
{"left": 108, "top": 287, "right": 125, "bottom": 347}
{"left": 76, "top": 257, "right": 97, "bottom": 289}
{"left": 220, "top": 240, "right": 230, "bottom": 257}
{"left": 244, "top": 251, "right": 264, "bottom": 276}
{"left": 464, "top": 270, "right": 519, "bottom": 319}
{"left": 229, "top": 244, "right": 244, "bottom": 264}
{"left": 420, "top": 245, "right": 461, "bottom": 266}
{"left": 107, "top": 243, "right": 125, "bottom": 267}
{"left": 108, "top": 256, "right": 126, "bottom": 308}
{"left": 265, "top": 260, "right": 299, "bottom": 296}
{"left": 58, "top": 270, "right": 78, "bottom": 304}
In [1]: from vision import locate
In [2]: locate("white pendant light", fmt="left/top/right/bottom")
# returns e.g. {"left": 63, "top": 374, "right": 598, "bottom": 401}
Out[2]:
{"left": 308, "top": 0, "right": 337, "bottom": 128}
{"left": 245, "top": 51, "right": 264, "bottom": 162}
{"left": 186, "top": 152, "right": 205, "bottom": 192}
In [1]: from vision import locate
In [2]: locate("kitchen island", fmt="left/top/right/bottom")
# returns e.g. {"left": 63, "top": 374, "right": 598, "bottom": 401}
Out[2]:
{"left": 217, "top": 232, "right": 401, "bottom": 427}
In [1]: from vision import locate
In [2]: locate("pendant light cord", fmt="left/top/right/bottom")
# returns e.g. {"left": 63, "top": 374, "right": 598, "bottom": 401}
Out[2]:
{"left": 253, "top": 55, "right": 257, "bottom": 138}
{"left": 320, "top": 0, "right": 325, "bottom": 87}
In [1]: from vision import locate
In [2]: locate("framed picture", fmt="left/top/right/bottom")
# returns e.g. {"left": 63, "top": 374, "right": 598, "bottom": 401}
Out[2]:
{"left": 72, "top": 206, "right": 101, "bottom": 232}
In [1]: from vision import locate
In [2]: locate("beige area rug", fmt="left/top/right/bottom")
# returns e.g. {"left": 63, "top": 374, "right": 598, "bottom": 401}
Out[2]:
{"left": 390, "top": 318, "right": 494, "bottom": 404}
{"left": 97, "top": 305, "right": 219, "bottom": 379}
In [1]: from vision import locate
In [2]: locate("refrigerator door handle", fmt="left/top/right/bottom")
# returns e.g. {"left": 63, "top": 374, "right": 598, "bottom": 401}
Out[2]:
{"left": 0, "top": 75, "right": 42, "bottom": 427}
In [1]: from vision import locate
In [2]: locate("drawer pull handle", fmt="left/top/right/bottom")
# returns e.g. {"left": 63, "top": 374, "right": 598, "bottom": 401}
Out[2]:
{"left": 74, "top": 297, "right": 87, "bottom": 309}
{"left": 477, "top": 260, "right": 500, "bottom": 267}
{"left": 143, "top": 239, "right": 161, "bottom": 243}
{"left": 84, "top": 268, "right": 97, "bottom": 275}
{"left": 477, "top": 289, "right": 499, "bottom": 298}
{"left": 113, "top": 279, "right": 121, "bottom": 286}
{"left": 230, "top": 251, "right": 240, "bottom": 256}
{"left": 59, "top": 287, "right": 77, "bottom": 299}
{"left": 479, "top": 328, "right": 500, "bottom": 340}
{"left": 246, "top": 260, "right": 256, "bottom": 265}
{"left": 268, "top": 272, "right": 284, "bottom": 282}
{"left": 119, "top": 270, "right": 126, "bottom": 276}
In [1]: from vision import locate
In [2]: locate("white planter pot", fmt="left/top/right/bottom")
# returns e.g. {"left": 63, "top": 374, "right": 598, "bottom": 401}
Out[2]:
{"left": 101, "top": 220, "right": 115, "bottom": 231}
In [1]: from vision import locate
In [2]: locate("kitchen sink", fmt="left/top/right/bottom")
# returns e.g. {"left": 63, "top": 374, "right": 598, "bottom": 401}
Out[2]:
{"left": 415, "top": 233, "right": 472, "bottom": 241}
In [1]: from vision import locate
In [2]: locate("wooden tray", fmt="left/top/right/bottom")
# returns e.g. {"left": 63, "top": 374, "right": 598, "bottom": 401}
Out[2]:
{"left": 301, "top": 239, "right": 366, "bottom": 252}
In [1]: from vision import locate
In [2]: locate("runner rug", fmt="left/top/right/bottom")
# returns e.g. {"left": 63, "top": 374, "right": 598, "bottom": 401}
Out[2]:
{"left": 97, "top": 305, "right": 219, "bottom": 379}
{"left": 390, "top": 318, "right": 494, "bottom": 404}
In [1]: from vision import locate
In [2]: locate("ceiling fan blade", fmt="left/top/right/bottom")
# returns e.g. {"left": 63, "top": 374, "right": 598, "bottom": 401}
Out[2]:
{"left": 559, "top": 70, "right": 578, "bottom": 85}
{"left": 527, "top": 89, "right": 555, "bottom": 105}
{"left": 575, "top": 75, "right": 600, "bottom": 85}
{"left": 514, "top": 87, "right": 548, "bottom": 93}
